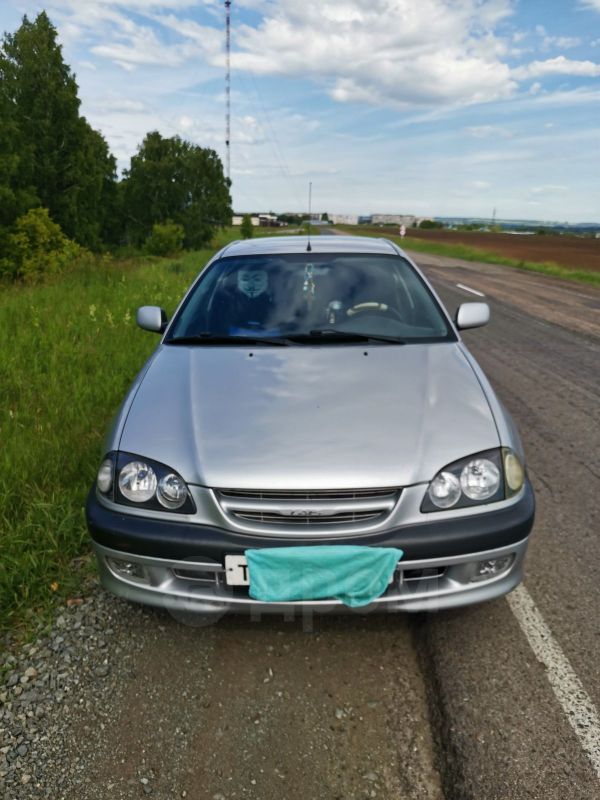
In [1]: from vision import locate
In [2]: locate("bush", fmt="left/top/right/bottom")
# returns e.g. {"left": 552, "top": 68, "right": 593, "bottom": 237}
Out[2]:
{"left": 0, "top": 207, "right": 83, "bottom": 283}
{"left": 145, "top": 221, "right": 185, "bottom": 256}
{"left": 240, "top": 214, "right": 254, "bottom": 239}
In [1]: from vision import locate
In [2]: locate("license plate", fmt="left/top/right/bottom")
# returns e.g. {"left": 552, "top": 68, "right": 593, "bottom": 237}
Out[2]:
{"left": 225, "top": 555, "right": 250, "bottom": 586}
{"left": 224, "top": 555, "right": 398, "bottom": 587}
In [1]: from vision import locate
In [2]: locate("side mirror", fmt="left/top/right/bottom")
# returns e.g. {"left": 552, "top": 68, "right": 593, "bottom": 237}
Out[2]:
{"left": 455, "top": 302, "right": 490, "bottom": 331}
{"left": 136, "top": 305, "right": 168, "bottom": 333}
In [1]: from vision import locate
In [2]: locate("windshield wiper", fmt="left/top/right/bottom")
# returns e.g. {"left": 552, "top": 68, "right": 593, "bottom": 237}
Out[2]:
{"left": 165, "top": 333, "right": 292, "bottom": 346}
{"left": 166, "top": 330, "right": 406, "bottom": 347}
{"left": 297, "top": 329, "right": 407, "bottom": 344}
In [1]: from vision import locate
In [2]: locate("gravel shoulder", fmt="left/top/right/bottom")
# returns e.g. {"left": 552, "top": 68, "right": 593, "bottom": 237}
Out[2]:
{"left": 1, "top": 590, "right": 443, "bottom": 800}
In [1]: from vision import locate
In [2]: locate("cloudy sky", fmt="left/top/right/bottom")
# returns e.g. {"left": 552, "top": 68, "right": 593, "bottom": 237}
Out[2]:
{"left": 1, "top": 0, "right": 599, "bottom": 221}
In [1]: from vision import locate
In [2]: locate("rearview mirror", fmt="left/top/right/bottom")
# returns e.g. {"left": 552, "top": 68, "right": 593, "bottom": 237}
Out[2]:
{"left": 455, "top": 302, "right": 490, "bottom": 331}
{"left": 136, "top": 305, "right": 168, "bottom": 333}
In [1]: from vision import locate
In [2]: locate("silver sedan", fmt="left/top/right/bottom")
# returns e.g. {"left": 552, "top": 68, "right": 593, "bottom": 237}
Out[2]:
{"left": 86, "top": 235, "right": 534, "bottom": 617}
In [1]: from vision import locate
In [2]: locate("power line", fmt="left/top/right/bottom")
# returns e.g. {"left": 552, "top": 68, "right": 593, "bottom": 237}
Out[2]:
{"left": 245, "top": 72, "right": 304, "bottom": 209}
{"left": 224, "top": 0, "right": 302, "bottom": 209}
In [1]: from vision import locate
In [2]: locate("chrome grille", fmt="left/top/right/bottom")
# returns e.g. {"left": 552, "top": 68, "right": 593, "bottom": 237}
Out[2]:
{"left": 219, "top": 488, "right": 395, "bottom": 501}
{"left": 215, "top": 487, "right": 400, "bottom": 530}
{"left": 233, "top": 509, "right": 384, "bottom": 525}
{"left": 403, "top": 567, "right": 446, "bottom": 582}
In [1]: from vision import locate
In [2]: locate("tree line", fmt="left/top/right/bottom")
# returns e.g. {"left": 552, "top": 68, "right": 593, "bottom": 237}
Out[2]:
{"left": 0, "top": 12, "right": 231, "bottom": 279}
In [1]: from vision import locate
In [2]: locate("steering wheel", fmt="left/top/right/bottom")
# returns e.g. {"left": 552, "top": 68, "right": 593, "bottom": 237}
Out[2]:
{"left": 346, "top": 302, "right": 404, "bottom": 321}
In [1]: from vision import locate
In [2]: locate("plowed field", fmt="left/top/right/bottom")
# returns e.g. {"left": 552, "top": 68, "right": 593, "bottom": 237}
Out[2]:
{"left": 365, "top": 227, "right": 600, "bottom": 272}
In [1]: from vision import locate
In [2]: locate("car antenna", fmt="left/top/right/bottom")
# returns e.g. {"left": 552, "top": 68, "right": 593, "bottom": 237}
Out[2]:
{"left": 306, "top": 181, "right": 312, "bottom": 252}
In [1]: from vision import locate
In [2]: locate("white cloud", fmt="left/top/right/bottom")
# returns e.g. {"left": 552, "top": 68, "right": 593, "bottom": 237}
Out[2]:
{"left": 228, "top": 0, "right": 517, "bottom": 109}
{"left": 579, "top": 1, "right": 600, "bottom": 10}
{"left": 513, "top": 55, "right": 600, "bottom": 79}
{"left": 44, "top": 0, "right": 217, "bottom": 69}
{"left": 150, "top": 13, "right": 222, "bottom": 57}
{"left": 465, "top": 125, "right": 512, "bottom": 138}
{"left": 91, "top": 24, "right": 202, "bottom": 68}
{"left": 114, "top": 60, "right": 136, "bottom": 72}
{"left": 542, "top": 35, "right": 582, "bottom": 49}
{"left": 98, "top": 96, "right": 147, "bottom": 112}
{"left": 535, "top": 25, "right": 581, "bottom": 50}
{"left": 530, "top": 185, "right": 568, "bottom": 194}
{"left": 529, "top": 87, "right": 600, "bottom": 106}
{"left": 471, "top": 180, "right": 490, "bottom": 188}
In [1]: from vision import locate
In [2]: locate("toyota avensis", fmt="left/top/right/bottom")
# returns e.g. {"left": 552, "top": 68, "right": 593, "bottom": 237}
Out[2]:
{"left": 86, "top": 235, "right": 535, "bottom": 615}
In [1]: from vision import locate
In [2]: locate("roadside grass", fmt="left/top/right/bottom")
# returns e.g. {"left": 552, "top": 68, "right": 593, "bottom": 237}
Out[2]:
{"left": 0, "top": 242, "right": 231, "bottom": 636}
{"left": 336, "top": 226, "right": 600, "bottom": 288}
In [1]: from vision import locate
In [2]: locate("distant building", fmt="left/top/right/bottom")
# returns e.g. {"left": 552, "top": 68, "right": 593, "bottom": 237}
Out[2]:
{"left": 258, "top": 213, "right": 279, "bottom": 227}
{"left": 371, "top": 214, "right": 419, "bottom": 227}
{"left": 232, "top": 214, "right": 263, "bottom": 227}
{"left": 331, "top": 214, "right": 359, "bottom": 225}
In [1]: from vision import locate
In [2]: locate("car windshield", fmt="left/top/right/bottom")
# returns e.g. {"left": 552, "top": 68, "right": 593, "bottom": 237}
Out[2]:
{"left": 166, "top": 252, "right": 454, "bottom": 344}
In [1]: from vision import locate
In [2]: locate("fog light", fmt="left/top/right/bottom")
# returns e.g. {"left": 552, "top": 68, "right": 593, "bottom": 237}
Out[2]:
{"left": 470, "top": 555, "right": 514, "bottom": 582}
{"left": 106, "top": 557, "right": 148, "bottom": 583}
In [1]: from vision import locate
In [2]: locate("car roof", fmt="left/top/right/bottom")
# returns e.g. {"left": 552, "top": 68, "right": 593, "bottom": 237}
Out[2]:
{"left": 220, "top": 235, "right": 402, "bottom": 258}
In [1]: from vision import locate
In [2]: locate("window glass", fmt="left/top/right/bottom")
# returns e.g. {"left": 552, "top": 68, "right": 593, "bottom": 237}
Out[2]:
{"left": 168, "top": 253, "right": 454, "bottom": 342}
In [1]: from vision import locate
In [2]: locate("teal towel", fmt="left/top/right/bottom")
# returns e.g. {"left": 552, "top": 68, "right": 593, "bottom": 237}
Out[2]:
{"left": 245, "top": 545, "right": 404, "bottom": 608}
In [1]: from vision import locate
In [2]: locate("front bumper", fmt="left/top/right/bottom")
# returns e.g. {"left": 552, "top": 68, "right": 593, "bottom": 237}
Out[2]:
{"left": 86, "top": 481, "right": 535, "bottom": 615}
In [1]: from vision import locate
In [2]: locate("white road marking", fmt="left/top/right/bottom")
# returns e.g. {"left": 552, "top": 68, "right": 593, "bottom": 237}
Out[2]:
{"left": 456, "top": 283, "right": 485, "bottom": 297}
{"left": 507, "top": 585, "right": 600, "bottom": 780}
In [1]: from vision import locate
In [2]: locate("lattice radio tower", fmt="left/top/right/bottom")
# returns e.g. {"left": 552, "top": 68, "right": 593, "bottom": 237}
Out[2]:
{"left": 225, "top": 0, "right": 231, "bottom": 183}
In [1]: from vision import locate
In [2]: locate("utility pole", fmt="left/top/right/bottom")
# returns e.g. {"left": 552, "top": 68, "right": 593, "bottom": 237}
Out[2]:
{"left": 225, "top": 0, "right": 231, "bottom": 183}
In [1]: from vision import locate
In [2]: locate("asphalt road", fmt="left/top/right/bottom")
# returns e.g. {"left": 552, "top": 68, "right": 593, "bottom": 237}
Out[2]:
{"left": 2, "top": 247, "right": 599, "bottom": 800}
{"left": 410, "top": 251, "right": 600, "bottom": 799}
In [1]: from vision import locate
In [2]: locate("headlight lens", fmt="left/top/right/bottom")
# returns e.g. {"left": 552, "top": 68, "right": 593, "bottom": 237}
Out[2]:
{"left": 101, "top": 452, "right": 196, "bottom": 514}
{"left": 460, "top": 458, "right": 500, "bottom": 500}
{"left": 422, "top": 448, "right": 510, "bottom": 512}
{"left": 118, "top": 461, "right": 157, "bottom": 503}
{"left": 428, "top": 471, "right": 461, "bottom": 509}
{"left": 96, "top": 458, "right": 113, "bottom": 494}
{"left": 157, "top": 473, "right": 188, "bottom": 509}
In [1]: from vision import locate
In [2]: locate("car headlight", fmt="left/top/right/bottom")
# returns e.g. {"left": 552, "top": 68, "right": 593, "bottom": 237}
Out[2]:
{"left": 157, "top": 473, "right": 188, "bottom": 509}
{"left": 460, "top": 458, "right": 500, "bottom": 501}
{"left": 422, "top": 448, "right": 524, "bottom": 512}
{"left": 119, "top": 461, "right": 157, "bottom": 503}
{"left": 96, "top": 452, "right": 195, "bottom": 513}
{"left": 428, "top": 471, "right": 461, "bottom": 508}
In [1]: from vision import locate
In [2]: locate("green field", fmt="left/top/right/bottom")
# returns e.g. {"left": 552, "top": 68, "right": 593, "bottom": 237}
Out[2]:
{"left": 0, "top": 238, "right": 237, "bottom": 634}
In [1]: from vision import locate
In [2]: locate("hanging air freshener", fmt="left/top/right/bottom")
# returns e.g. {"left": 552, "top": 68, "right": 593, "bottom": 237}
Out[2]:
{"left": 303, "top": 263, "right": 316, "bottom": 306}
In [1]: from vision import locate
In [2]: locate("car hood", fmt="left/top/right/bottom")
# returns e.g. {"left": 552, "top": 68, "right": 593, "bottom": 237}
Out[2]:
{"left": 118, "top": 343, "right": 499, "bottom": 490}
